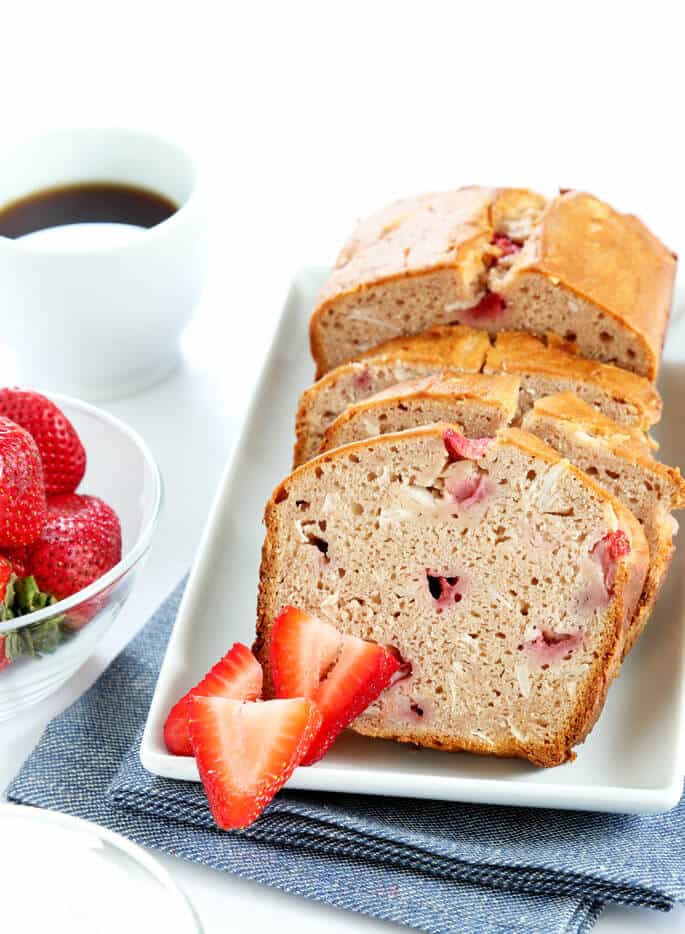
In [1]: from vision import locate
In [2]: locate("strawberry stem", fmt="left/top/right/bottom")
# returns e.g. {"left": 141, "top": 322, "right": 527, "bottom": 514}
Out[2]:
{"left": 0, "top": 575, "right": 67, "bottom": 664}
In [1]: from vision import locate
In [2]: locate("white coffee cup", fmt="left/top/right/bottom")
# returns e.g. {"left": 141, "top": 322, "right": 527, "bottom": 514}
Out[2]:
{"left": 0, "top": 128, "right": 207, "bottom": 400}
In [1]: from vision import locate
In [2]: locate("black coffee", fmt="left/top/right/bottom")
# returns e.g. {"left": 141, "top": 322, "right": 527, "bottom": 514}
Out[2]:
{"left": 0, "top": 182, "right": 178, "bottom": 239}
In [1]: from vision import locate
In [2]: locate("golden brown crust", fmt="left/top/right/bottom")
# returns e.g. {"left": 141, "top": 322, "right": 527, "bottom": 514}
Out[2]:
{"left": 488, "top": 188, "right": 548, "bottom": 237}
{"left": 309, "top": 187, "right": 497, "bottom": 375}
{"left": 369, "top": 371, "right": 520, "bottom": 406}
{"left": 296, "top": 325, "right": 660, "bottom": 468}
{"left": 623, "top": 521, "right": 675, "bottom": 658}
{"left": 350, "top": 721, "right": 562, "bottom": 768}
{"left": 313, "top": 188, "right": 496, "bottom": 306}
{"left": 355, "top": 324, "right": 491, "bottom": 370}
{"left": 294, "top": 325, "right": 490, "bottom": 466}
{"left": 522, "top": 192, "right": 676, "bottom": 379}
{"left": 319, "top": 372, "right": 519, "bottom": 454}
{"left": 531, "top": 392, "right": 655, "bottom": 455}
{"left": 311, "top": 187, "right": 675, "bottom": 379}
{"left": 257, "top": 423, "right": 649, "bottom": 767}
{"left": 529, "top": 394, "right": 685, "bottom": 508}
{"left": 486, "top": 332, "right": 662, "bottom": 428}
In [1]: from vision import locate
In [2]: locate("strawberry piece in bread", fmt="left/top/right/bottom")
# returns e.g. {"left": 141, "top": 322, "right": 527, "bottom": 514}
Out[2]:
{"left": 592, "top": 529, "right": 631, "bottom": 595}
{"left": 491, "top": 233, "right": 522, "bottom": 256}
{"left": 188, "top": 695, "right": 321, "bottom": 829}
{"left": 443, "top": 428, "right": 492, "bottom": 462}
{"left": 164, "top": 642, "right": 263, "bottom": 756}
{"left": 456, "top": 291, "right": 506, "bottom": 324}
{"left": 269, "top": 606, "right": 404, "bottom": 764}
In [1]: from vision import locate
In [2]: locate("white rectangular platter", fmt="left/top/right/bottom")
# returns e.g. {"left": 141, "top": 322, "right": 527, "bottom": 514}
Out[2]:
{"left": 141, "top": 267, "right": 685, "bottom": 813}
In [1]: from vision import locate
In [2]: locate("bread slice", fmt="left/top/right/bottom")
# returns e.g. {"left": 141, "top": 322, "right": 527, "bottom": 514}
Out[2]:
{"left": 522, "top": 394, "right": 685, "bottom": 656}
{"left": 485, "top": 331, "right": 662, "bottom": 429}
{"left": 310, "top": 187, "right": 675, "bottom": 378}
{"left": 256, "top": 424, "right": 649, "bottom": 767}
{"left": 294, "top": 326, "right": 661, "bottom": 467}
{"left": 320, "top": 373, "right": 519, "bottom": 453}
{"left": 294, "top": 324, "right": 490, "bottom": 466}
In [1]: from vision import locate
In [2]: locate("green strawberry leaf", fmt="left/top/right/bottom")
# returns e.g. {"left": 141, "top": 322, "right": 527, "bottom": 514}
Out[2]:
{"left": 0, "top": 576, "right": 67, "bottom": 662}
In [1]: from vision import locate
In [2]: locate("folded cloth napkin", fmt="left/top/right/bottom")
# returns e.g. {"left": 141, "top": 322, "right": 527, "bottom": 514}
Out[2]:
{"left": 7, "top": 581, "right": 685, "bottom": 934}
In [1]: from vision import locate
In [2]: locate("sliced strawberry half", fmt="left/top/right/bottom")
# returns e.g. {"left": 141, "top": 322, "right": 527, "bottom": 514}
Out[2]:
{"left": 164, "top": 642, "right": 263, "bottom": 756}
{"left": 188, "top": 695, "right": 321, "bottom": 829}
{"left": 270, "top": 606, "right": 403, "bottom": 764}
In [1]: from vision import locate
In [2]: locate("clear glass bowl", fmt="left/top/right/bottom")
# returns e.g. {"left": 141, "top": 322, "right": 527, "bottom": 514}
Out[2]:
{"left": 0, "top": 394, "right": 162, "bottom": 720}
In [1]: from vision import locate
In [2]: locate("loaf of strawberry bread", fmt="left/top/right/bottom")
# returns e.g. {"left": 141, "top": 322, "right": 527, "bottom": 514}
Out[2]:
{"left": 256, "top": 425, "right": 649, "bottom": 767}
{"left": 310, "top": 188, "right": 676, "bottom": 379}
{"left": 294, "top": 326, "right": 661, "bottom": 466}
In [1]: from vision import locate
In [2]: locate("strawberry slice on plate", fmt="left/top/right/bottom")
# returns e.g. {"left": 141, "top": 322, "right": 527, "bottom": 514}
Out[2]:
{"left": 188, "top": 695, "right": 321, "bottom": 829}
{"left": 270, "top": 606, "right": 404, "bottom": 764}
{"left": 164, "top": 642, "right": 263, "bottom": 756}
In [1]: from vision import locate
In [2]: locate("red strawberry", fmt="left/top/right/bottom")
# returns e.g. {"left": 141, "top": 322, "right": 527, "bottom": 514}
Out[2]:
{"left": 0, "top": 417, "right": 47, "bottom": 548}
{"left": 443, "top": 429, "right": 491, "bottom": 462}
{"left": 459, "top": 291, "right": 506, "bottom": 322}
{"left": 188, "top": 695, "right": 321, "bottom": 829}
{"left": 164, "top": 643, "right": 263, "bottom": 756}
{"left": 1, "top": 547, "right": 32, "bottom": 579}
{"left": 30, "top": 494, "right": 122, "bottom": 601}
{"left": 491, "top": 233, "right": 522, "bottom": 256}
{"left": 270, "top": 606, "right": 402, "bottom": 764}
{"left": 0, "top": 389, "right": 86, "bottom": 495}
{"left": 592, "top": 529, "right": 631, "bottom": 595}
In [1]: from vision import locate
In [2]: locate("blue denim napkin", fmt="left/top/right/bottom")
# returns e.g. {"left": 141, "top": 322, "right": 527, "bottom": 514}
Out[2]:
{"left": 7, "top": 581, "right": 684, "bottom": 934}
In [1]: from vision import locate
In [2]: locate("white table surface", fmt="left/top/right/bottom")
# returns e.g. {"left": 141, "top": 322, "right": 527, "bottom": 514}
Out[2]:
{"left": 1, "top": 3, "right": 684, "bottom": 930}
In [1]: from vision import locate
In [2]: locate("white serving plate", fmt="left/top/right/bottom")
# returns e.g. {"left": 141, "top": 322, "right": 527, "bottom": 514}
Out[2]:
{"left": 141, "top": 267, "right": 685, "bottom": 814}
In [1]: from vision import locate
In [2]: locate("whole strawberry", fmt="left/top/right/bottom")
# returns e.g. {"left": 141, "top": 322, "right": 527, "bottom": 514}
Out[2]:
{"left": 0, "top": 389, "right": 86, "bottom": 495}
{"left": 0, "top": 417, "right": 47, "bottom": 548}
{"left": 0, "top": 547, "right": 31, "bottom": 579}
{"left": 31, "top": 494, "right": 122, "bottom": 601}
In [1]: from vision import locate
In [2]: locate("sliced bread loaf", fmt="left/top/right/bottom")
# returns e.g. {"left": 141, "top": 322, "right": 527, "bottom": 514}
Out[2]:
{"left": 256, "top": 424, "right": 649, "bottom": 767}
{"left": 320, "top": 373, "right": 519, "bottom": 453}
{"left": 485, "top": 331, "right": 662, "bottom": 428}
{"left": 310, "top": 187, "right": 675, "bottom": 378}
{"left": 522, "top": 393, "right": 685, "bottom": 656}
{"left": 294, "top": 324, "right": 490, "bottom": 465}
{"left": 294, "top": 326, "right": 661, "bottom": 466}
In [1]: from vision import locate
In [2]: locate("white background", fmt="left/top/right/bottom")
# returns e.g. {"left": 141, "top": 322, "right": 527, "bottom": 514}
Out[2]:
{"left": 1, "top": 1, "right": 684, "bottom": 931}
